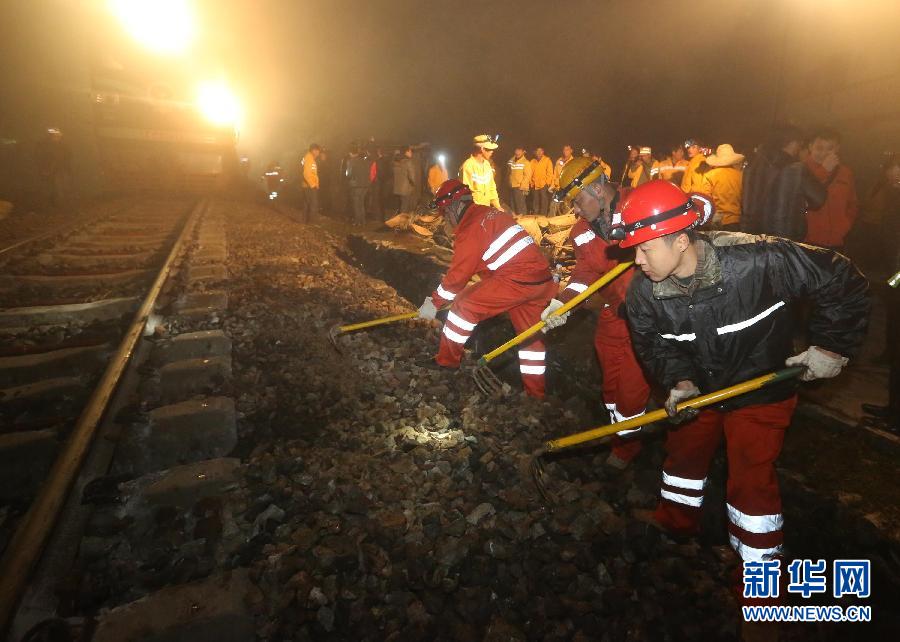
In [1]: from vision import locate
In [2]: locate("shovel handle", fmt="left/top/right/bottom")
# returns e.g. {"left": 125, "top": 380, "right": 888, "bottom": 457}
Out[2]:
{"left": 478, "top": 261, "right": 634, "bottom": 366}
{"left": 338, "top": 311, "right": 420, "bottom": 333}
{"left": 543, "top": 367, "right": 804, "bottom": 453}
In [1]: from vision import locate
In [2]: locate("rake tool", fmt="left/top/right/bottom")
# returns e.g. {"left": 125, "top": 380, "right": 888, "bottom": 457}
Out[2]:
{"left": 530, "top": 367, "right": 804, "bottom": 503}
{"left": 472, "top": 261, "right": 634, "bottom": 395}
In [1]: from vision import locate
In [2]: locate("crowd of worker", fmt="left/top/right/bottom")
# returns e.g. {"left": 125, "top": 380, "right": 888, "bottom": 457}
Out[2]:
{"left": 266, "top": 128, "right": 897, "bottom": 617}
{"left": 297, "top": 128, "right": 896, "bottom": 617}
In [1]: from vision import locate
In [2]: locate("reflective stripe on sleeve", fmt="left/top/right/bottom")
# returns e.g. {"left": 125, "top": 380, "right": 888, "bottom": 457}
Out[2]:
{"left": 660, "top": 332, "right": 696, "bottom": 342}
{"left": 716, "top": 301, "right": 786, "bottom": 335}
{"left": 565, "top": 282, "right": 588, "bottom": 293}
{"left": 573, "top": 230, "right": 596, "bottom": 246}
{"left": 482, "top": 225, "right": 525, "bottom": 260}
{"left": 436, "top": 284, "right": 456, "bottom": 301}
{"left": 518, "top": 350, "right": 545, "bottom": 360}
{"left": 520, "top": 364, "right": 546, "bottom": 375}
{"left": 487, "top": 236, "right": 534, "bottom": 270}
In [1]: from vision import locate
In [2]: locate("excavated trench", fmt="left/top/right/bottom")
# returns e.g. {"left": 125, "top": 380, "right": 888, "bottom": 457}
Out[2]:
{"left": 342, "top": 229, "right": 900, "bottom": 632}
{"left": 342, "top": 234, "right": 605, "bottom": 418}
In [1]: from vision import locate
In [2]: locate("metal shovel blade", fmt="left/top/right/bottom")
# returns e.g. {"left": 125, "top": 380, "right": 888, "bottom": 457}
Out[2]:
{"left": 327, "top": 324, "right": 344, "bottom": 354}
{"left": 530, "top": 449, "right": 558, "bottom": 505}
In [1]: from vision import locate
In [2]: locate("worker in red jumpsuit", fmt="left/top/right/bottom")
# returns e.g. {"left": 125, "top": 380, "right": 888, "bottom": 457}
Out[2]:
{"left": 542, "top": 157, "right": 651, "bottom": 468}
{"left": 417, "top": 179, "right": 556, "bottom": 398}
{"left": 620, "top": 180, "right": 869, "bottom": 607}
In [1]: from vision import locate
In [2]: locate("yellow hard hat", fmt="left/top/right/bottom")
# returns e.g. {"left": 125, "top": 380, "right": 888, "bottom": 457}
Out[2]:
{"left": 554, "top": 156, "right": 609, "bottom": 203}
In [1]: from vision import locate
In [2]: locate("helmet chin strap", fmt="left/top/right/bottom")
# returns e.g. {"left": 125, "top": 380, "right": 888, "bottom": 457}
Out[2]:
{"left": 585, "top": 185, "right": 620, "bottom": 242}
{"left": 446, "top": 199, "right": 472, "bottom": 226}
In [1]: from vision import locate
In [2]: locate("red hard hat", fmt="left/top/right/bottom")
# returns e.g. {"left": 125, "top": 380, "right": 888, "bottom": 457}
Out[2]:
{"left": 614, "top": 181, "right": 713, "bottom": 248}
{"left": 433, "top": 179, "right": 472, "bottom": 207}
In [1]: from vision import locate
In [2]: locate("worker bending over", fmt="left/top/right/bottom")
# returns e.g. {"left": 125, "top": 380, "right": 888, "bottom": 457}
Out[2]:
{"left": 543, "top": 157, "right": 652, "bottom": 468}
{"left": 417, "top": 180, "right": 555, "bottom": 398}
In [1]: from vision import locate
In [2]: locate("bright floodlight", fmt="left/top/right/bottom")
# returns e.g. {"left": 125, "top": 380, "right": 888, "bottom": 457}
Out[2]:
{"left": 196, "top": 80, "right": 242, "bottom": 127}
{"left": 109, "top": 0, "right": 194, "bottom": 55}
{"left": 438, "top": 154, "right": 446, "bottom": 165}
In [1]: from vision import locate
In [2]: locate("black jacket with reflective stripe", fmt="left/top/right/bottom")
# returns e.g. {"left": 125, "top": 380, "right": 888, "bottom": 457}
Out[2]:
{"left": 626, "top": 232, "right": 870, "bottom": 410}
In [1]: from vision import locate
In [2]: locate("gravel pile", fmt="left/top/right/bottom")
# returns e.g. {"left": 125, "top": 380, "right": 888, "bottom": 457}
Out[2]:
{"left": 34, "top": 200, "right": 900, "bottom": 641}
{"left": 213, "top": 204, "right": 742, "bottom": 640}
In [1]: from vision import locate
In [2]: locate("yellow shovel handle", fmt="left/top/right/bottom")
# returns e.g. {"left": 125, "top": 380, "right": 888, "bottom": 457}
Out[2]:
{"left": 543, "top": 367, "right": 804, "bottom": 453}
{"left": 479, "top": 261, "right": 634, "bottom": 365}
{"left": 338, "top": 311, "right": 419, "bottom": 333}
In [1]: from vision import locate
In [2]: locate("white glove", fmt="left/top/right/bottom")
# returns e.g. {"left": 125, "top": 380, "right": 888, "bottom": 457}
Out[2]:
{"left": 418, "top": 296, "right": 437, "bottom": 320}
{"left": 540, "top": 298, "right": 570, "bottom": 332}
{"left": 785, "top": 346, "right": 848, "bottom": 381}
{"left": 665, "top": 381, "right": 701, "bottom": 424}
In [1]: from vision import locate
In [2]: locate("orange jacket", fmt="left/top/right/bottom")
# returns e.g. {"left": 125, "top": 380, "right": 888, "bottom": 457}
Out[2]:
{"left": 804, "top": 159, "right": 858, "bottom": 248}
{"left": 701, "top": 166, "right": 742, "bottom": 227}
{"left": 507, "top": 154, "right": 533, "bottom": 190}
{"left": 302, "top": 152, "right": 319, "bottom": 189}
{"left": 531, "top": 155, "right": 554, "bottom": 189}
{"left": 460, "top": 155, "right": 499, "bottom": 207}
{"left": 552, "top": 156, "right": 574, "bottom": 190}
{"left": 427, "top": 163, "right": 448, "bottom": 194}
{"left": 656, "top": 157, "right": 689, "bottom": 183}
{"left": 430, "top": 204, "right": 551, "bottom": 306}
{"left": 680, "top": 154, "right": 707, "bottom": 193}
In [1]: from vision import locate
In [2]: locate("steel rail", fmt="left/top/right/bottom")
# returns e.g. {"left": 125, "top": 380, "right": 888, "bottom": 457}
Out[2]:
{"left": 0, "top": 207, "right": 120, "bottom": 258}
{"left": 0, "top": 198, "right": 207, "bottom": 636}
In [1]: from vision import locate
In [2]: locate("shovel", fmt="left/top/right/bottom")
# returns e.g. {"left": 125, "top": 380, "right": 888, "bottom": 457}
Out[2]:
{"left": 530, "top": 367, "right": 804, "bottom": 503}
{"left": 328, "top": 309, "right": 451, "bottom": 353}
{"left": 472, "top": 261, "right": 634, "bottom": 395}
{"left": 328, "top": 311, "right": 420, "bottom": 352}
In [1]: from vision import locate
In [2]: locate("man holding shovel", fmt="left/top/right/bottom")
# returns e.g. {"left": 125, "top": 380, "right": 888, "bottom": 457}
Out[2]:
{"left": 544, "top": 157, "right": 652, "bottom": 469}
{"left": 416, "top": 179, "right": 555, "bottom": 398}
{"left": 619, "top": 180, "right": 869, "bottom": 600}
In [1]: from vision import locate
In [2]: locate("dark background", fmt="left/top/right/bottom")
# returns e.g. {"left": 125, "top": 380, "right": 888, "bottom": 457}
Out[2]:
{"left": 1, "top": 0, "right": 899, "bottom": 190}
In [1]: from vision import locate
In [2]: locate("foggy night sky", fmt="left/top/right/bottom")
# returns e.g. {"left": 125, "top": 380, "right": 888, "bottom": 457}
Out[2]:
{"left": 2, "top": 0, "right": 899, "bottom": 174}
{"left": 222, "top": 0, "right": 786, "bottom": 164}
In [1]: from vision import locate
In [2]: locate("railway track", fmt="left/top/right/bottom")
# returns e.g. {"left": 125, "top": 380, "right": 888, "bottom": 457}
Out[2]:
{"left": 0, "top": 197, "right": 236, "bottom": 640}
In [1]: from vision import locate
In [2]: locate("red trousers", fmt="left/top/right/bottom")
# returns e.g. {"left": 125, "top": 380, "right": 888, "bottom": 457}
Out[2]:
{"left": 436, "top": 276, "right": 556, "bottom": 398}
{"left": 654, "top": 396, "right": 797, "bottom": 562}
{"left": 595, "top": 316, "right": 650, "bottom": 461}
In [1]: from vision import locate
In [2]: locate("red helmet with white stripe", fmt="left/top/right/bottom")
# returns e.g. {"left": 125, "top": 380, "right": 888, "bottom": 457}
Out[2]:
{"left": 613, "top": 181, "right": 714, "bottom": 248}
{"left": 433, "top": 179, "right": 472, "bottom": 207}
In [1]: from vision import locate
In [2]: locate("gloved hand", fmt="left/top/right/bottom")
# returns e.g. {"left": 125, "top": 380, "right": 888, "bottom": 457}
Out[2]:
{"left": 785, "top": 345, "right": 848, "bottom": 381}
{"left": 665, "top": 380, "right": 701, "bottom": 424}
{"left": 540, "top": 298, "right": 570, "bottom": 332}
{"left": 418, "top": 296, "right": 437, "bottom": 320}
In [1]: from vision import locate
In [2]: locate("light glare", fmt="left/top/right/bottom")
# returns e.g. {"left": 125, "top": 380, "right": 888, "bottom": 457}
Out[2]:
{"left": 196, "top": 80, "right": 242, "bottom": 127}
{"left": 110, "top": 0, "right": 194, "bottom": 55}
